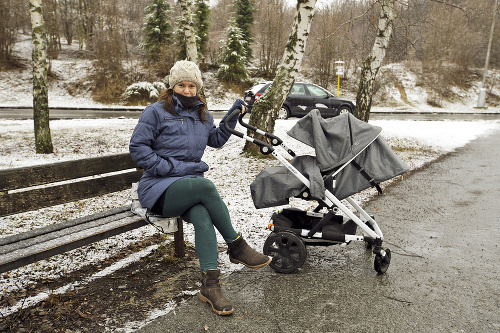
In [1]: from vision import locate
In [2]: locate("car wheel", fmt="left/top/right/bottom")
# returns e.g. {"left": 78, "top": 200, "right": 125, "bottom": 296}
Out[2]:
{"left": 278, "top": 106, "right": 291, "bottom": 119}
{"left": 338, "top": 106, "right": 351, "bottom": 115}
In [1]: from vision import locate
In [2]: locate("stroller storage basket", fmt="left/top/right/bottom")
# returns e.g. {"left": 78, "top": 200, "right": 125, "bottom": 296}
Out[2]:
{"left": 271, "top": 208, "right": 357, "bottom": 243}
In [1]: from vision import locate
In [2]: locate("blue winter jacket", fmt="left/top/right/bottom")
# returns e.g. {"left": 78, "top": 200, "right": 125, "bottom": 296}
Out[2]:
{"left": 129, "top": 96, "right": 244, "bottom": 211}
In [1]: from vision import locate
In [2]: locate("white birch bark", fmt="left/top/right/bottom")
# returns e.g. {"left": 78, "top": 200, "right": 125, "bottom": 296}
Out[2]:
{"left": 244, "top": 0, "right": 317, "bottom": 154}
{"left": 30, "top": 0, "right": 53, "bottom": 154}
{"left": 179, "top": 0, "right": 198, "bottom": 63}
{"left": 354, "top": 0, "right": 396, "bottom": 122}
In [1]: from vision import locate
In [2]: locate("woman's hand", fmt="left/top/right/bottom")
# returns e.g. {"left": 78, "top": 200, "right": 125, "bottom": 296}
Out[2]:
{"left": 230, "top": 99, "right": 247, "bottom": 114}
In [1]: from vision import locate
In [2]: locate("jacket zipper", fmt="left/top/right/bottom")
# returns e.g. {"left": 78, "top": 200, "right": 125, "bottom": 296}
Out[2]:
{"left": 165, "top": 118, "right": 184, "bottom": 124}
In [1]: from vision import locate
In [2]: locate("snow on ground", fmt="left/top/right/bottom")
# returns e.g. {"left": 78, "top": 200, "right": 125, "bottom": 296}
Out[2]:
{"left": 1, "top": 117, "right": 499, "bottom": 294}
{"left": 1, "top": 36, "right": 500, "bottom": 328}
{"left": 0, "top": 116, "right": 499, "bottom": 330}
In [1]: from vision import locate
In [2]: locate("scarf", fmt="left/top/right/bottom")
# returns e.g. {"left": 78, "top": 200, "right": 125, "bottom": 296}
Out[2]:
{"left": 174, "top": 92, "right": 200, "bottom": 108}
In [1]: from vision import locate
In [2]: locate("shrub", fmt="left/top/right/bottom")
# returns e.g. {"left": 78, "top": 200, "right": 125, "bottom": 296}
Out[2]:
{"left": 91, "top": 71, "right": 128, "bottom": 104}
{"left": 153, "top": 81, "right": 167, "bottom": 93}
{"left": 123, "top": 81, "right": 163, "bottom": 105}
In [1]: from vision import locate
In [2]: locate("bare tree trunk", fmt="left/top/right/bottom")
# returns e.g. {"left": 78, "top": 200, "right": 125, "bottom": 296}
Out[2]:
{"left": 179, "top": 0, "right": 198, "bottom": 63}
{"left": 243, "top": 0, "right": 317, "bottom": 155}
{"left": 354, "top": 0, "right": 395, "bottom": 122}
{"left": 30, "top": 0, "right": 53, "bottom": 154}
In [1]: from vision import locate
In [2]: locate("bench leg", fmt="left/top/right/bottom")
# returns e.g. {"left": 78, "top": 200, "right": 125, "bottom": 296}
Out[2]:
{"left": 174, "top": 217, "right": 185, "bottom": 258}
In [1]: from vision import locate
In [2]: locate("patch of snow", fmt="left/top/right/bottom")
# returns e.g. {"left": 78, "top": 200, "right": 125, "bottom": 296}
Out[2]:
{"left": 374, "top": 120, "right": 500, "bottom": 151}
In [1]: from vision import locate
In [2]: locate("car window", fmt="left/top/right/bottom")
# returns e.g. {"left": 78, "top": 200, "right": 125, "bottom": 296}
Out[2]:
{"left": 290, "top": 84, "right": 306, "bottom": 95}
{"left": 251, "top": 83, "right": 269, "bottom": 94}
{"left": 307, "top": 85, "right": 329, "bottom": 98}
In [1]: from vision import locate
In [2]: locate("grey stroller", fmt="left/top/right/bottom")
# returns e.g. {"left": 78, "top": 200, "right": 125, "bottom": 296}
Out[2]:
{"left": 224, "top": 109, "right": 409, "bottom": 274}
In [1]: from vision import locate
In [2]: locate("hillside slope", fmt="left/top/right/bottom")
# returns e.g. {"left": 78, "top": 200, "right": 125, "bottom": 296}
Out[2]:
{"left": 1, "top": 37, "right": 499, "bottom": 112}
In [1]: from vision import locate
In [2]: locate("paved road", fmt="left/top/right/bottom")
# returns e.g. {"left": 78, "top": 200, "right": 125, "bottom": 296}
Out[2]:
{"left": 137, "top": 127, "right": 500, "bottom": 332}
{"left": 1, "top": 106, "right": 499, "bottom": 121}
{"left": 0, "top": 107, "right": 144, "bottom": 119}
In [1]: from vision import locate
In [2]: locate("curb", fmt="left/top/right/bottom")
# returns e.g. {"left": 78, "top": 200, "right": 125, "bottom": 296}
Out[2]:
{"left": 0, "top": 106, "right": 498, "bottom": 115}
{"left": 0, "top": 106, "right": 229, "bottom": 113}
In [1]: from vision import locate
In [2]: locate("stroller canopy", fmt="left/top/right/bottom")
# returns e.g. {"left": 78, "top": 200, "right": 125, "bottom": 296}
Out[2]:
{"left": 287, "top": 110, "right": 382, "bottom": 173}
{"left": 250, "top": 110, "right": 409, "bottom": 209}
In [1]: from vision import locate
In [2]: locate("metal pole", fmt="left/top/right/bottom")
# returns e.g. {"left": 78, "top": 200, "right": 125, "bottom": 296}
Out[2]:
{"left": 477, "top": 0, "right": 498, "bottom": 108}
{"left": 337, "top": 74, "right": 340, "bottom": 97}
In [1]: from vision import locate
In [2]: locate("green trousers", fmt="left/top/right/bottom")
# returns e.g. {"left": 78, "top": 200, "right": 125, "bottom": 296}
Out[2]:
{"left": 160, "top": 177, "right": 239, "bottom": 271}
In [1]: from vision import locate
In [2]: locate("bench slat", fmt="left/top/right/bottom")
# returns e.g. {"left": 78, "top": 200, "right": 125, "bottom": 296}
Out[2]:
{"left": 0, "top": 215, "right": 149, "bottom": 273}
{"left": 0, "top": 209, "right": 139, "bottom": 254}
{"left": 0, "top": 153, "right": 137, "bottom": 192}
{"left": 0, "top": 170, "right": 142, "bottom": 217}
{"left": 0, "top": 209, "right": 183, "bottom": 273}
{"left": 0, "top": 206, "right": 130, "bottom": 247}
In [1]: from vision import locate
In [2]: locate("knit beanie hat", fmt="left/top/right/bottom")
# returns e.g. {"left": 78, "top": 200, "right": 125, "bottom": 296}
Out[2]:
{"left": 168, "top": 60, "right": 203, "bottom": 90}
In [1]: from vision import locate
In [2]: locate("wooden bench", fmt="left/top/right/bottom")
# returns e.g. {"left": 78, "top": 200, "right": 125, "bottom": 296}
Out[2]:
{"left": 0, "top": 153, "right": 184, "bottom": 274}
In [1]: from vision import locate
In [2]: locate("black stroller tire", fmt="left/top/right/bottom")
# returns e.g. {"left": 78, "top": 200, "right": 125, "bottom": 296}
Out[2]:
{"left": 263, "top": 231, "right": 307, "bottom": 274}
{"left": 374, "top": 248, "right": 391, "bottom": 274}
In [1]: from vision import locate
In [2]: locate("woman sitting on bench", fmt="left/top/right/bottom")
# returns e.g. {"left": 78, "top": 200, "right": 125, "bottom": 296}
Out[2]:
{"left": 129, "top": 60, "right": 270, "bottom": 316}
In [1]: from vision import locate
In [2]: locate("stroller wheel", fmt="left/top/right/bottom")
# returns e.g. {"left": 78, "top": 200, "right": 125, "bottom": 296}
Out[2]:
{"left": 374, "top": 248, "right": 391, "bottom": 274}
{"left": 263, "top": 231, "right": 307, "bottom": 274}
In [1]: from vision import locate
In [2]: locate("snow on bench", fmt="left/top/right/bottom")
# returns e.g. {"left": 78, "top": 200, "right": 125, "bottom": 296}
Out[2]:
{"left": 0, "top": 153, "right": 184, "bottom": 273}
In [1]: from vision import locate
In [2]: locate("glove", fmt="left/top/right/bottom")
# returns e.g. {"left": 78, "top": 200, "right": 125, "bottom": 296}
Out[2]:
{"left": 157, "top": 158, "right": 209, "bottom": 177}
{"left": 222, "top": 99, "right": 247, "bottom": 130}
{"left": 195, "top": 161, "right": 209, "bottom": 173}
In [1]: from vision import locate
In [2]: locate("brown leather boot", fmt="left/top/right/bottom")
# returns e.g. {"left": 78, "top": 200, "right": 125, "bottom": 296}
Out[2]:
{"left": 198, "top": 269, "right": 234, "bottom": 315}
{"left": 227, "top": 233, "right": 271, "bottom": 269}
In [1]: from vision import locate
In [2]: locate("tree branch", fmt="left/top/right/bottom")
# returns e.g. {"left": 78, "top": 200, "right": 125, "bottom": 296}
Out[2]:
{"left": 429, "top": 0, "right": 467, "bottom": 14}
{"left": 317, "top": 1, "right": 376, "bottom": 41}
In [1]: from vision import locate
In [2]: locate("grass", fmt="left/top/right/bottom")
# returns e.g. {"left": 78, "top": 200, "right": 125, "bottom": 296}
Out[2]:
{"left": 150, "top": 239, "right": 184, "bottom": 265}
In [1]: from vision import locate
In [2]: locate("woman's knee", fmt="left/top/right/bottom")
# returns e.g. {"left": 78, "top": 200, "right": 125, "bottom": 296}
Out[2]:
{"left": 194, "top": 178, "right": 218, "bottom": 194}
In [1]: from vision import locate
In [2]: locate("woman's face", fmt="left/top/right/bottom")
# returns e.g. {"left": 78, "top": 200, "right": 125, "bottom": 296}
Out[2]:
{"left": 173, "top": 81, "right": 197, "bottom": 97}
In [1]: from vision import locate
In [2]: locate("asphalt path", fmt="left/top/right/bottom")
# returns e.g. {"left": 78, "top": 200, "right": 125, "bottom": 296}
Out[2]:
{"left": 136, "top": 125, "right": 500, "bottom": 332}
{"left": 1, "top": 106, "right": 499, "bottom": 121}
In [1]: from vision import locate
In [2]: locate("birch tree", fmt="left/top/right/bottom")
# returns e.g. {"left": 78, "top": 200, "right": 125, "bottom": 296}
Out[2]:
{"left": 354, "top": 0, "right": 396, "bottom": 122}
{"left": 243, "top": 0, "right": 317, "bottom": 155}
{"left": 178, "top": 0, "right": 198, "bottom": 63}
{"left": 30, "top": 0, "right": 53, "bottom": 154}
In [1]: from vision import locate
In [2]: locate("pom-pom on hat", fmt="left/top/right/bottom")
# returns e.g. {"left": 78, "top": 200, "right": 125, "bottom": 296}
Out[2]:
{"left": 168, "top": 60, "right": 203, "bottom": 90}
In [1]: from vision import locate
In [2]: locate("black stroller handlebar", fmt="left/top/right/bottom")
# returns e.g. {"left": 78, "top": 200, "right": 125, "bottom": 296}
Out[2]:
{"left": 238, "top": 113, "right": 283, "bottom": 147}
{"left": 223, "top": 108, "right": 296, "bottom": 157}
{"left": 223, "top": 109, "right": 274, "bottom": 155}
{"left": 223, "top": 107, "right": 244, "bottom": 138}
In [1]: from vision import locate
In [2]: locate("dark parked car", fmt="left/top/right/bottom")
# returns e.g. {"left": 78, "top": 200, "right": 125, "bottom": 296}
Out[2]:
{"left": 243, "top": 81, "right": 355, "bottom": 119}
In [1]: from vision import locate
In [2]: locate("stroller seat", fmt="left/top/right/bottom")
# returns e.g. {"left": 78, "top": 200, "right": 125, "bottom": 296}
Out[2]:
{"left": 250, "top": 111, "right": 409, "bottom": 210}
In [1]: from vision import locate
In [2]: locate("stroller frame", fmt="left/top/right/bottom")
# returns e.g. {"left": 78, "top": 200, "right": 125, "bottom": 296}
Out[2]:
{"left": 224, "top": 110, "right": 391, "bottom": 274}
